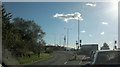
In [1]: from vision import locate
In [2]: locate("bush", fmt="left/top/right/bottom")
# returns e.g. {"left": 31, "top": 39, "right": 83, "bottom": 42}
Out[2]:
{"left": 45, "top": 48, "right": 53, "bottom": 53}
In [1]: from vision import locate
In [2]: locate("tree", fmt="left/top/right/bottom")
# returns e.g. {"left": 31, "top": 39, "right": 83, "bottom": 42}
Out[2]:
{"left": 2, "top": 5, "right": 25, "bottom": 56}
{"left": 2, "top": 5, "right": 46, "bottom": 57}
{"left": 2, "top": 5, "right": 17, "bottom": 49}
{"left": 101, "top": 42, "right": 110, "bottom": 50}
{"left": 12, "top": 17, "right": 46, "bottom": 56}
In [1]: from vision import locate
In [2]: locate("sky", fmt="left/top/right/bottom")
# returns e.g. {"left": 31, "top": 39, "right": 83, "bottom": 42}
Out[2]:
{"left": 3, "top": 2, "right": 118, "bottom": 49}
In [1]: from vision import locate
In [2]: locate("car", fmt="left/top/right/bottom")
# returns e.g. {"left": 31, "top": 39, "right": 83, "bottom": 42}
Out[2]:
{"left": 82, "top": 50, "right": 120, "bottom": 65}
{"left": 91, "top": 50, "right": 120, "bottom": 65}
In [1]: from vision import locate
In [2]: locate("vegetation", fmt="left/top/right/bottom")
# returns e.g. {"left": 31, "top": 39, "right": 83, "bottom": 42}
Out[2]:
{"left": 2, "top": 5, "right": 47, "bottom": 61}
{"left": 100, "top": 42, "right": 110, "bottom": 50}
{"left": 17, "top": 53, "right": 50, "bottom": 64}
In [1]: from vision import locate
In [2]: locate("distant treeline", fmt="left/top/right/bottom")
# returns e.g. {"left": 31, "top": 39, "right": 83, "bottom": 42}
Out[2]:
{"left": 2, "top": 5, "right": 46, "bottom": 57}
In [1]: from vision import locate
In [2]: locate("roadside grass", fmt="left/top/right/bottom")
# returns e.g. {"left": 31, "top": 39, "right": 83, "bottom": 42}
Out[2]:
{"left": 17, "top": 53, "right": 51, "bottom": 64}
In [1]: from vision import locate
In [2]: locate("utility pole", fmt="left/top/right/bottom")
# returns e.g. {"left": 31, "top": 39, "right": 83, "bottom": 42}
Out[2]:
{"left": 78, "top": 17, "right": 80, "bottom": 48}
{"left": 54, "top": 34, "right": 56, "bottom": 46}
{"left": 59, "top": 36, "right": 61, "bottom": 46}
{"left": 64, "top": 35, "right": 66, "bottom": 47}
{"left": 64, "top": 28, "right": 71, "bottom": 48}
{"left": 59, "top": 34, "right": 64, "bottom": 46}
{"left": 67, "top": 28, "right": 69, "bottom": 48}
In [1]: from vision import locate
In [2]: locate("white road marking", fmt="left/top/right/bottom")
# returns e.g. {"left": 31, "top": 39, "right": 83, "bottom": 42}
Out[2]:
{"left": 0, "top": 64, "right": 2, "bottom": 67}
{"left": 79, "top": 61, "right": 81, "bottom": 64}
{"left": 79, "top": 56, "right": 85, "bottom": 64}
{"left": 64, "top": 61, "right": 67, "bottom": 64}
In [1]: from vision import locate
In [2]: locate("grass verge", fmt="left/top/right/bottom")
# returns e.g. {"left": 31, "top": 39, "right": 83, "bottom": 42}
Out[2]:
{"left": 17, "top": 53, "right": 51, "bottom": 64}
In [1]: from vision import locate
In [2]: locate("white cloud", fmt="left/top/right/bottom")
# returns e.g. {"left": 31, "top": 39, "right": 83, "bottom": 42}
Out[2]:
{"left": 109, "top": 41, "right": 112, "bottom": 44}
{"left": 53, "top": 12, "right": 83, "bottom": 22}
{"left": 102, "top": 22, "right": 108, "bottom": 25}
{"left": 81, "top": 30, "right": 86, "bottom": 33}
{"left": 86, "top": 3, "right": 96, "bottom": 7}
{"left": 89, "top": 34, "right": 92, "bottom": 37}
{"left": 100, "top": 32, "right": 105, "bottom": 35}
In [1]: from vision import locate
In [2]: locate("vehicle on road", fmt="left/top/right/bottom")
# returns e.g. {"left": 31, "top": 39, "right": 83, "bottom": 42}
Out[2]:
{"left": 78, "top": 44, "right": 98, "bottom": 56}
{"left": 82, "top": 50, "right": 120, "bottom": 65}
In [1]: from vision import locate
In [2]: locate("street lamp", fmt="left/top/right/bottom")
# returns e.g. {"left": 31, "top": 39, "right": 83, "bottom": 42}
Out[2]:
{"left": 67, "top": 28, "right": 69, "bottom": 48}
{"left": 64, "top": 28, "right": 71, "bottom": 48}
{"left": 59, "top": 34, "right": 64, "bottom": 47}
{"left": 78, "top": 17, "right": 80, "bottom": 48}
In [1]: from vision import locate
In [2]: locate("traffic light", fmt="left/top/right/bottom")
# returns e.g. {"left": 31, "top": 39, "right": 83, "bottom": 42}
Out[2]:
{"left": 114, "top": 45, "right": 117, "bottom": 49}
{"left": 115, "top": 40, "right": 117, "bottom": 44}
{"left": 80, "top": 40, "right": 82, "bottom": 43}
{"left": 76, "top": 41, "right": 78, "bottom": 45}
{"left": 80, "top": 40, "right": 82, "bottom": 47}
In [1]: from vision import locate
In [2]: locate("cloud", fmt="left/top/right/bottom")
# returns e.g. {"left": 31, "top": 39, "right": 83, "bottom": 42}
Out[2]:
{"left": 102, "top": 22, "right": 108, "bottom": 25}
{"left": 86, "top": 3, "right": 96, "bottom": 7}
{"left": 89, "top": 34, "right": 92, "bottom": 37}
{"left": 81, "top": 30, "right": 86, "bottom": 33}
{"left": 109, "top": 41, "right": 112, "bottom": 44}
{"left": 53, "top": 12, "right": 83, "bottom": 22}
{"left": 100, "top": 32, "right": 105, "bottom": 35}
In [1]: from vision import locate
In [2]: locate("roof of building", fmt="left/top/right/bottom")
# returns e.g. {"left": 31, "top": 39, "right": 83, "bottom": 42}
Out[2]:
{"left": 82, "top": 44, "right": 98, "bottom": 46}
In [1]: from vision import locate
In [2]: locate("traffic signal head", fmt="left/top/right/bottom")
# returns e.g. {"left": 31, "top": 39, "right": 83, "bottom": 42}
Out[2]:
{"left": 80, "top": 40, "right": 82, "bottom": 43}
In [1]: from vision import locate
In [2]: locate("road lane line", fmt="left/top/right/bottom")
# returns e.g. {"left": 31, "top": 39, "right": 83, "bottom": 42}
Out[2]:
{"left": 79, "top": 56, "right": 85, "bottom": 64}
{"left": 79, "top": 61, "right": 82, "bottom": 64}
{"left": 64, "top": 61, "right": 67, "bottom": 64}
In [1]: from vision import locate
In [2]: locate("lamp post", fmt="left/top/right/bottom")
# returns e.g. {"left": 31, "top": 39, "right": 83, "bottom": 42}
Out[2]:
{"left": 64, "top": 28, "right": 71, "bottom": 48}
{"left": 59, "top": 34, "right": 64, "bottom": 47}
{"left": 67, "top": 28, "right": 69, "bottom": 48}
{"left": 78, "top": 17, "right": 80, "bottom": 48}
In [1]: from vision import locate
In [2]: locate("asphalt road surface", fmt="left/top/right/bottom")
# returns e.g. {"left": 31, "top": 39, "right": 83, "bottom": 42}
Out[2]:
{"left": 29, "top": 51, "right": 85, "bottom": 65}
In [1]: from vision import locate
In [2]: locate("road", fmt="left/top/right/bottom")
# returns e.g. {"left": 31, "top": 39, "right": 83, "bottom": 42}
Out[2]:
{"left": 7, "top": 51, "right": 87, "bottom": 67}
{"left": 29, "top": 51, "right": 85, "bottom": 65}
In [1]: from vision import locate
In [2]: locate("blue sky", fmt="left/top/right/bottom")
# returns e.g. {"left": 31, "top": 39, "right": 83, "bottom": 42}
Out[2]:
{"left": 3, "top": 2, "right": 118, "bottom": 49}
